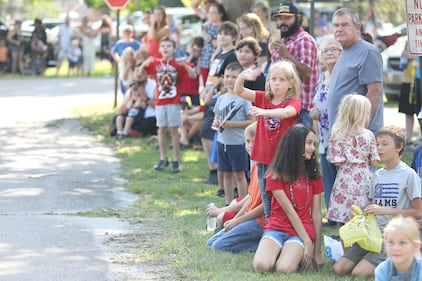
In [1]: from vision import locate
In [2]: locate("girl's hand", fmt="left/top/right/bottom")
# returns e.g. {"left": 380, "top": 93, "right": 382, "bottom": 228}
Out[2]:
{"left": 249, "top": 105, "right": 266, "bottom": 116}
{"left": 301, "top": 240, "right": 314, "bottom": 269}
{"left": 241, "top": 67, "right": 261, "bottom": 81}
{"left": 313, "top": 252, "right": 324, "bottom": 270}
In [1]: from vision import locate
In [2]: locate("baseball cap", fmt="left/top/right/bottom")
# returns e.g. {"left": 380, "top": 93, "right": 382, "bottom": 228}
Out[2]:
{"left": 272, "top": 1, "right": 300, "bottom": 17}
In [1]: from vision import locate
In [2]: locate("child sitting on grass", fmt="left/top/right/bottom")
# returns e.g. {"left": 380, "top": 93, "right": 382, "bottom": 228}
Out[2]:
{"left": 206, "top": 121, "right": 266, "bottom": 253}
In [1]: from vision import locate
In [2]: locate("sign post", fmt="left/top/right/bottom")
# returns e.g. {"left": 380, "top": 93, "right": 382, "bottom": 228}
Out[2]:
{"left": 104, "top": 0, "right": 131, "bottom": 107}
{"left": 406, "top": 0, "right": 422, "bottom": 55}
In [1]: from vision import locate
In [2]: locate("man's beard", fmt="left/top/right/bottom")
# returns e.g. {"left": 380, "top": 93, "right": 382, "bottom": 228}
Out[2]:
{"left": 280, "top": 19, "right": 300, "bottom": 38}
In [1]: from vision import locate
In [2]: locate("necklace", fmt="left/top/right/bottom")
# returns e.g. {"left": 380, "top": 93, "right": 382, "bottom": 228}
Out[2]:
{"left": 289, "top": 178, "right": 309, "bottom": 210}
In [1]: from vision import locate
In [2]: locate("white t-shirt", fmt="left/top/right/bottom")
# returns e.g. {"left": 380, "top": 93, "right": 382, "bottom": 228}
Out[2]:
{"left": 59, "top": 25, "right": 74, "bottom": 50}
{"left": 370, "top": 161, "right": 422, "bottom": 230}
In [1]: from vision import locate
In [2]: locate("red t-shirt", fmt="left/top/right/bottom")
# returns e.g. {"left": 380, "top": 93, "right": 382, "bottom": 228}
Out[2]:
{"left": 148, "top": 38, "right": 162, "bottom": 59}
{"left": 181, "top": 61, "right": 200, "bottom": 95}
{"left": 145, "top": 58, "right": 187, "bottom": 106}
{"left": 265, "top": 175, "right": 323, "bottom": 241}
{"left": 251, "top": 91, "right": 301, "bottom": 165}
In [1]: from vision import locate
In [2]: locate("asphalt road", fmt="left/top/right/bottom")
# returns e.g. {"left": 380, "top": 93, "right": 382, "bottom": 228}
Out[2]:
{"left": 0, "top": 77, "right": 139, "bottom": 281}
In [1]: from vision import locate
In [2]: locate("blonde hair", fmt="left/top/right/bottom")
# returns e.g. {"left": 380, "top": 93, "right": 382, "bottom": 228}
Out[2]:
{"left": 237, "top": 13, "right": 269, "bottom": 40}
{"left": 122, "top": 47, "right": 135, "bottom": 57}
{"left": 134, "top": 49, "right": 150, "bottom": 61}
{"left": 384, "top": 215, "right": 421, "bottom": 245}
{"left": 331, "top": 94, "right": 371, "bottom": 141}
{"left": 244, "top": 121, "right": 257, "bottom": 138}
{"left": 265, "top": 61, "right": 300, "bottom": 100}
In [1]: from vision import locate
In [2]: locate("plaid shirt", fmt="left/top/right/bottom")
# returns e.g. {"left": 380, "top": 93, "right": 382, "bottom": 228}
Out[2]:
{"left": 200, "top": 22, "right": 218, "bottom": 69}
{"left": 271, "top": 27, "right": 319, "bottom": 111}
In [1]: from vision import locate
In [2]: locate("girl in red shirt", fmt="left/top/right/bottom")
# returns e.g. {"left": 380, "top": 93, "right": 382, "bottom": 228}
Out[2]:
{"left": 253, "top": 124, "right": 324, "bottom": 274}
{"left": 234, "top": 60, "right": 301, "bottom": 219}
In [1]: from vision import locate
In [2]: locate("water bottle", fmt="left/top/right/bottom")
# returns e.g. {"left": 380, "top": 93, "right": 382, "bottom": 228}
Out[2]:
{"left": 399, "top": 57, "right": 408, "bottom": 70}
{"left": 206, "top": 203, "right": 217, "bottom": 232}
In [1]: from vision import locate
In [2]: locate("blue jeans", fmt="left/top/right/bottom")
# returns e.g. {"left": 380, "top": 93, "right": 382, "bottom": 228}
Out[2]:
{"left": 296, "top": 109, "right": 311, "bottom": 128}
{"left": 206, "top": 219, "right": 263, "bottom": 253}
{"left": 320, "top": 153, "right": 337, "bottom": 210}
{"left": 257, "top": 162, "right": 271, "bottom": 219}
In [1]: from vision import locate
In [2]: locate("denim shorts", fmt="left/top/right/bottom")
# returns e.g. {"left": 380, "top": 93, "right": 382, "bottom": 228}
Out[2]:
{"left": 263, "top": 229, "right": 304, "bottom": 249}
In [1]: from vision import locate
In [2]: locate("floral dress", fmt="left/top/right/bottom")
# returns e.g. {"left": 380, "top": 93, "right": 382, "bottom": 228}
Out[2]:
{"left": 313, "top": 73, "right": 330, "bottom": 154}
{"left": 326, "top": 129, "right": 379, "bottom": 223}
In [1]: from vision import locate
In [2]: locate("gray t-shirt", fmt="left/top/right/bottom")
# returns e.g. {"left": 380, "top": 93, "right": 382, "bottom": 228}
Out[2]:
{"left": 327, "top": 39, "right": 383, "bottom": 133}
{"left": 213, "top": 93, "right": 252, "bottom": 145}
{"left": 370, "top": 161, "right": 422, "bottom": 230}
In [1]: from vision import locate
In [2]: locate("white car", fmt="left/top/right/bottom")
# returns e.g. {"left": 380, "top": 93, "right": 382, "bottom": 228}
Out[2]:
{"left": 381, "top": 36, "right": 407, "bottom": 100}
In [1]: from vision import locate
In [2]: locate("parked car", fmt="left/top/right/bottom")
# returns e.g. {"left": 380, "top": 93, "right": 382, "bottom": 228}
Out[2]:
{"left": 381, "top": 35, "right": 407, "bottom": 101}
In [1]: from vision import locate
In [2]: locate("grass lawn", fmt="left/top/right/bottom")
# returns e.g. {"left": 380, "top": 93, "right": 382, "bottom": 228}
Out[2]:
{"left": 77, "top": 103, "right": 416, "bottom": 281}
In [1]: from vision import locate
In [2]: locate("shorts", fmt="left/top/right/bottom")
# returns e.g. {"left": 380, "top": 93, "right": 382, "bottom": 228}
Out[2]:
{"left": 68, "top": 59, "right": 78, "bottom": 68}
{"left": 398, "top": 82, "right": 420, "bottom": 115}
{"left": 182, "top": 94, "right": 200, "bottom": 106}
{"left": 199, "top": 108, "right": 215, "bottom": 140}
{"left": 58, "top": 47, "right": 70, "bottom": 60}
{"left": 262, "top": 229, "right": 304, "bottom": 249}
{"left": 343, "top": 243, "right": 386, "bottom": 267}
{"left": 156, "top": 104, "right": 182, "bottom": 127}
{"left": 217, "top": 142, "right": 248, "bottom": 172}
{"left": 210, "top": 133, "right": 218, "bottom": 164}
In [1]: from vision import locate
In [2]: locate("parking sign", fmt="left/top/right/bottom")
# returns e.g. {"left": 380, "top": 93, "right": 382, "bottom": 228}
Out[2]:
{"left": 406, "top": 0, "right": 422, "bottom": 54}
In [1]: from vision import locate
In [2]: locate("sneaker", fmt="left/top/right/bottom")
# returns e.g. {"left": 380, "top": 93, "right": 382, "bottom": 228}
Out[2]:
{"left": 203, "top": 173, "right": 218, "bottom": 185}
{"left": 154, "top": 159, "right": 169, "bottom": 171}
{"left": 172, "top": 161, "right": 180, "bottom": 173}
{"left": 215, "top": 189, "right": 225, "bottom": 198}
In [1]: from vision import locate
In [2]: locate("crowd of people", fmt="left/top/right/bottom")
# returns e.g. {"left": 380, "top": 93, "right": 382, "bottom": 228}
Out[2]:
{"left": 104, "top": 0, "right": 422, "bottom": 278}
{"left": 3, "top": 0, "right": 422, "bottom": 278}
{"left": 0, "top": 13, "right": 115, "bottom": 76}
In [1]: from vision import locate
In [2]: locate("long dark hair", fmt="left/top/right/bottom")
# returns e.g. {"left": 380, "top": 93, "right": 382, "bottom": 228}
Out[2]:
{"left": 269, "top": 124, "right": 320, "bottom": 182}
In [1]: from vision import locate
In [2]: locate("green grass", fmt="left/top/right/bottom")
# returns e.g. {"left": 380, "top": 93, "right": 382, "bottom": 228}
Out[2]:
{"left": 79, "top": 104, "right": 413, "bottom": 281}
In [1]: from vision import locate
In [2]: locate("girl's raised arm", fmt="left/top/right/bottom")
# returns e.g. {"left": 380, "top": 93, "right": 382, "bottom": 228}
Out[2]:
{"left": 234, "top": 68, "right": 261, "bottom": 103}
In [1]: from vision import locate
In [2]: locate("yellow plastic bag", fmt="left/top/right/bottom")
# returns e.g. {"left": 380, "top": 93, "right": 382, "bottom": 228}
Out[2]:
{"left": 339, "top": 205, "right": 383, "bottom": 253}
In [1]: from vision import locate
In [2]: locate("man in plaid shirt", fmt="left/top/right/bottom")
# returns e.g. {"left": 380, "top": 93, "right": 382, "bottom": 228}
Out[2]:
{"left": 270, "top": 1, "right": 319, "bottom": 128}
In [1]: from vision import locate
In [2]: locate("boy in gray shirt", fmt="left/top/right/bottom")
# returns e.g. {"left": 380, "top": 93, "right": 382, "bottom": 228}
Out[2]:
{"left": 212, "top": 62, "right": 254, "bottom": 205}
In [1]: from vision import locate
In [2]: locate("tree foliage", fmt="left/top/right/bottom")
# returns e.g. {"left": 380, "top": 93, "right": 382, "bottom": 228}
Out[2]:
{"left": 84, "top": 0, "right": 158, "bottom": 13}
